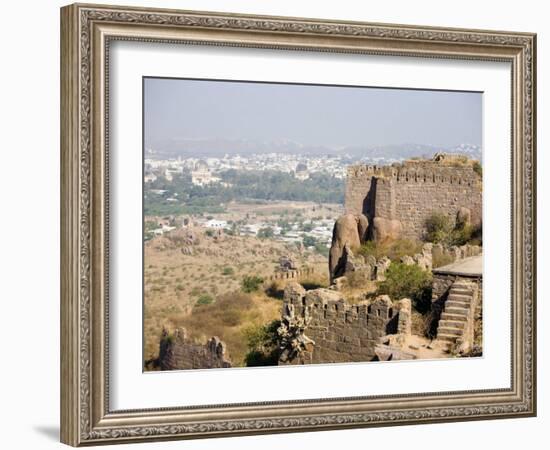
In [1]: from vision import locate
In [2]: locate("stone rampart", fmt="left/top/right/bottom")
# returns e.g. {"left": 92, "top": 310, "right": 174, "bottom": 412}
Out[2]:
{"left": 278, "top": 284, "right": 411, "bottom": 365}
{"left": 344, "top": 159, "right": 482, "bottom": 240}
{"left": 267, "top": 267, "right": 314, "bottom": 283}
{"left": 158, "top": 327, "right": 232, "bottom": 370}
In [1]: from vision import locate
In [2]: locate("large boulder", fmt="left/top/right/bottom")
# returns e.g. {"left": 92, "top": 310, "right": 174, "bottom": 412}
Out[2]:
{"left": 357, "top": 214, "right": 370, "bottom": 242}
{"left": 372, "top": 217, "right": 402, "bottom": 242}
{"left": 329, "top": 214, "right": 364, "bottom": 282}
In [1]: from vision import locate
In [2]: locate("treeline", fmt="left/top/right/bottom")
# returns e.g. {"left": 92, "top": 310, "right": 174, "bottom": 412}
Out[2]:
{"left": 218, "top": 169, "right": 344, "bottom": 204}
{"left": 145, "top": 169, "right": 344, "bottom": 216}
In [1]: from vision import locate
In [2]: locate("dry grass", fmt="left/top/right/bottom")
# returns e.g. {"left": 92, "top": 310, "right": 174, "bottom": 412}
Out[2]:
{"left": 339, "top": 275, "right": 378, "bottom": 304}
{"left": 411, "top": 309, "right": 431, "bottom": 337}
{"left": 173, "top": 291, "right": 281, "bottom": 366}
{"left": 358, "top": 238, "right": 424, "bottom": 262}
{"left": 143, "top": 228, "right": 329, "bottom": 365}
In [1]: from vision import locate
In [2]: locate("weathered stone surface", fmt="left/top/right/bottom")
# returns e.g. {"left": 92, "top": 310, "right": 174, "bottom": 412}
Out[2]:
{"left": 397, "top": 298, "right": 412, "bottom": 336}
{"left": 372, "top": 217, "right": 402, "bottom": 242}
{"left": 329, "top": 214, "right": 368, "bottom": 282}
{"left": 181, "top": 246, "right": 193, "bottom": 255}
{"left": 304, "top": 287, "right": 343, "bottom": 304}
{"left": 374, "top": 344, "right": 416, "bottom": 361}
{"left": 279, "top": 289, "right": 409, "bottom": 365}
{"left": 283, "top": 282, "right": 306, "bottom": 303}
{"left": 401, "top": 255, "right": 415, "bottom": 265}
{"left": 158, "top": 327, "right": 232, "bottom": 370}
{"left": 279, "top": 255, "right": 298, "bottom": 271}
{"left": 375, "top": 257, "right": 391, "bottom": 281}
{"left": 357, "top": 214, "right": 370, "bottom": 242}
{"left": 344, "top": 158, "right": 482, "bottom": 240}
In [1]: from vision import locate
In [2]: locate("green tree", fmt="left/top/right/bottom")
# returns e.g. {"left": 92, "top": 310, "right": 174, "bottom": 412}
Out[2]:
{"left": 241, "top": 275, "right": 264, "bottom": 293}
{"left": 243, "top": 320, "right": 281, "bottom": 366}
{"left": 425, "top": 212, "right": 474, "bottom": 247}
{"left": 377, "top": 263, "right": 432, "bottom": 313}
{"left": 257, "top": 227, "right": 274, "bottom": 239}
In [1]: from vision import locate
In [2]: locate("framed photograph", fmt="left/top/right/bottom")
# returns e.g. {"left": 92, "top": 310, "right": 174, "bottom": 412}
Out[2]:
{"left": 60, "top": 3, "right": 536, "bottom": 446}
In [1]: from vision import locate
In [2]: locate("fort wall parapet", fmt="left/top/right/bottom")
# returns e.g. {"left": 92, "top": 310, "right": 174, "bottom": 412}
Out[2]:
{"left": 344, "top": 159, "right": 482, "bottom": 240}
{"left": 279, "top": 284, "right": 411, "bottom": 365}
{"left": 267, "top": 267, "right": 314, "bottom": 283}
{"left": 158, "top": 327, "right": 232, "bottom": 370}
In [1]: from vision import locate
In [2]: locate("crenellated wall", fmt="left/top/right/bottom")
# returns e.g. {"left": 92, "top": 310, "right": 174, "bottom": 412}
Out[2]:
{"left": 279, "top": 285, "right": 410, "bottom": 365}
{"left": 267, "top": 267, "right": 314, "bottom": 283}
{"left": 344, "top": 160, "right": 482, "bottom": 240}
{"left": 158, "top": 327, "right": 232, "bottom": 370}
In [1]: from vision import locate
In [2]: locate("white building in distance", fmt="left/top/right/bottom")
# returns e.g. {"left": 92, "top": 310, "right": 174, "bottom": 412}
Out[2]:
{"left": 191, "top": 161, "right": 221, "bottom": 186}
{"left": 205, "top": 219, "right": 228, "bottom": 229}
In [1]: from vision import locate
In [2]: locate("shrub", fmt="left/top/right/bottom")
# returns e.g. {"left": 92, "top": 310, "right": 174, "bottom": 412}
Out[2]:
{"left": 241, "top": 275, "right": 264, "bottom": 293}
{"left": 472, "top": 161, "right": 483, "bottom": 177}
{"left": 425, "top": 212, "right": 453, "bottom": 244}
{"left": 377, "top": 263, "right": 432, "bottom": 313}
{"left": 257, "top": 227, "right": 274, "bottom": 239}
{"left": 432, "top": 252, "right": 454, "bottom": 269}
{"left": 358, "top": 239, "right": 423, "bottom": 262}
{"left": 302, "top": 235, "right": 317, "bottom": 248}
{"left": 314, "top": 242, "right": 329, "bottom": 257}
{"left": 222, "top": 267, "right": 234, "bottom": 276}
{"left": 195, "top": 294, "right": 214, "bottom": 306}
{"left": 346, "top": 270, "right": 370, "bottom": 289}
{"left": 452, "top": 223, "right": 474, "bottom": 246}
{"left": 425, "top": 212, "right": 475, "bottom": 247}
{"left": 189, "top": 287, "right": 202, "bottom": 297}
{"left": 265, "top": 281, "right": 284, "bottom": 299}
{"left": 243, "top": 320, "right": 281, "bottom": 366}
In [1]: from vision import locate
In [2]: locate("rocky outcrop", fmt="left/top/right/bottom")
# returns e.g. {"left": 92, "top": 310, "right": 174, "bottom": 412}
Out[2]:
{"left": 372, "top": 217, "right": 402, "bottom": 242}
{"left": 329, "top": 214, "right": 369, "bottom": 282}
{"left": 279, "top": 255, "right": 298, "bottom": 271}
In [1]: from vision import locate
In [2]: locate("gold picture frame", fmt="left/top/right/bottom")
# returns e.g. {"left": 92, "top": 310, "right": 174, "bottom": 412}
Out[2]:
{"left": 60, "top": 3, "right": 536, "bottom": 446}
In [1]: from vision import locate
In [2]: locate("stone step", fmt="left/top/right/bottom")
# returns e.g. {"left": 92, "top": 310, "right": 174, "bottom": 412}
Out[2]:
{"left": 447, "top": 294, "right": 472, "bottom": 303}
{"left": 451, "top": 284, "right": 474, "bottom": 295}
{"left": 439, "top": 320, "right": 465, "bottom": 329}
{"left": 445, "top": 301, "right": 470, "bottom": 310}
{"left": 437, "top": 333, "right": 459, "bottom": 342}
{"left": 440, "top": 312, "right": 468, "bottom": 322}
{"left": 445, "top": 306, "right": 469, "bottom": 316}
{"left": 438, "top": 326, "right": 463, "bottom": 336}
{"left": 453, "top": 281, "right": 474, "bottom": 287}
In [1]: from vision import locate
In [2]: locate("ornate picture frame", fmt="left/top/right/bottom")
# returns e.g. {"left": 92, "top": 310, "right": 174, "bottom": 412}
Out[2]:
{"left": 60, "top": 3, "right": 536, "bottom": 446}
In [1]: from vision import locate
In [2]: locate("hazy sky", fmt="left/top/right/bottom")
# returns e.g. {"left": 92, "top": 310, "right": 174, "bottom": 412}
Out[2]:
{"left": 144, "top": 77, "right": 482, "bottom": 149}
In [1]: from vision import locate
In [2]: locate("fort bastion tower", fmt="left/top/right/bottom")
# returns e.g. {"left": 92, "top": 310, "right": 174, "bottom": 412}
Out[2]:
{"left": 344, "top": 154, "right": 482, "bottom": 241}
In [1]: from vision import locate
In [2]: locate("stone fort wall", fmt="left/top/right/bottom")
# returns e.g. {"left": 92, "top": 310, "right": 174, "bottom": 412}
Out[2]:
{"left": 280, "top": 285, "right": 409, "bottom": 365}
{"left": 344, "top": 162, "right": 482, "bottom": 240}
{"left": 158, "top": 327, "right": 232, "bottom": 370}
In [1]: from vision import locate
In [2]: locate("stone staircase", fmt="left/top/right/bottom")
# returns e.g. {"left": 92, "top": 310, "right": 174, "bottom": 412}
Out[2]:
{"left": 436, "top": 280, "right": 478, "bottom": 352}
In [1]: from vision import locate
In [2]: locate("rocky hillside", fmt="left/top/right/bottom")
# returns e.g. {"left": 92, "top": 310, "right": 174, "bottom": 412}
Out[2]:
{"left": 144, "top": 227, "right": 328, "bottom": 363}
